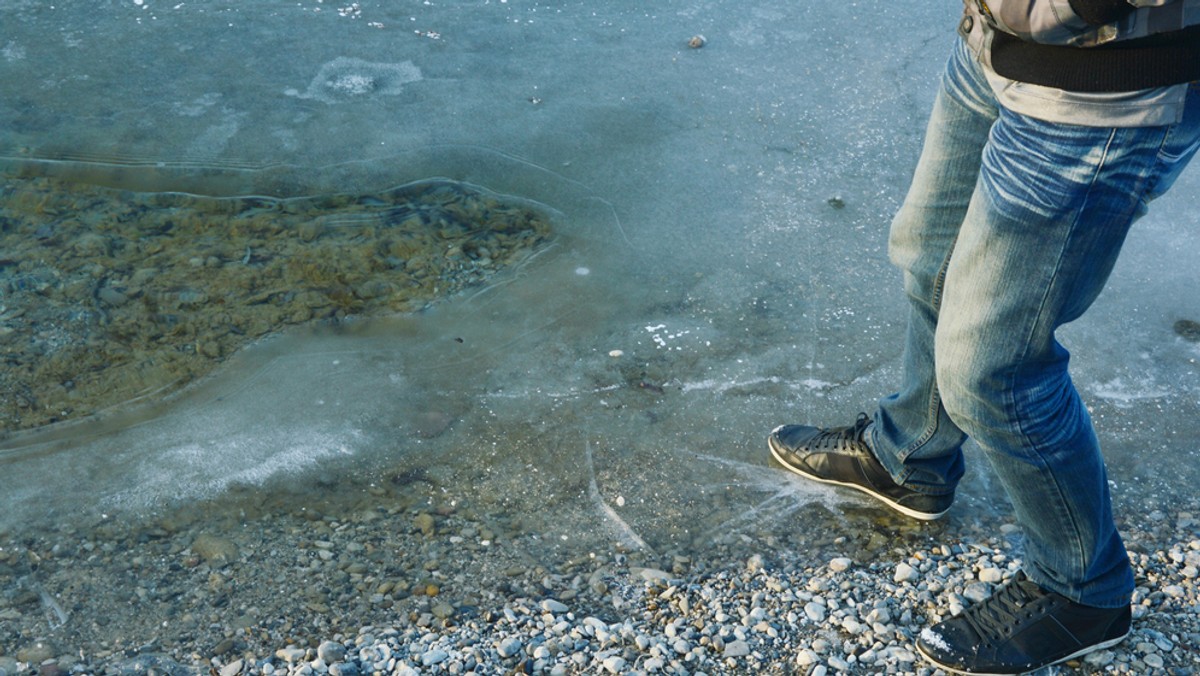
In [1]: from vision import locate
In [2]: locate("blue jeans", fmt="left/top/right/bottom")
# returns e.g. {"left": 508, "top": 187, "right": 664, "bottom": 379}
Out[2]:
{"left": 871, "top": 37, "right": 1200, "bottom": 608}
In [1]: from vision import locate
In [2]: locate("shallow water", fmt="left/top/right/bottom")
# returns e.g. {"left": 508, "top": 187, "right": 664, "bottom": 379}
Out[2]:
{"left": 2, "top": 0, "right": 1200, "bottom": 666}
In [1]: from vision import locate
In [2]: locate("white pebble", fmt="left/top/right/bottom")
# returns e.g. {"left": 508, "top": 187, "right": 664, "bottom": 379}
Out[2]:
{"left": 978, "top": 567, "right": 1003, "bottom": 583}
{"left": 894, "top": 563, "right": 919, "bottom": 583}
{"left": 724, "top": 640, "right": 750, "bottom": 657}
{"left": 804, "top": 601, "right": 827, "bottom": 623}
{"left": 602, "top": 656, "right": 627, "bottom": 673}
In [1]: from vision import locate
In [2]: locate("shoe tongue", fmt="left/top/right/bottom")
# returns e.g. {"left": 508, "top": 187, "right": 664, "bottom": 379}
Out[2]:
{"left": 1012, "top": 578, "right": 1044, "bottom": 606}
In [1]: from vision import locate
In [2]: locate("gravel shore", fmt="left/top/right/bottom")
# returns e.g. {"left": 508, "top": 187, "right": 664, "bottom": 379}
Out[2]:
{"left": 2, "top": 475, "right": 1198, "bottom": 676}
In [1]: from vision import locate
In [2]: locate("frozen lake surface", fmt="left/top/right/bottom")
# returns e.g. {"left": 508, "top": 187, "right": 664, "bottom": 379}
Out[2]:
{"left": 2, "top": 0, "right": 1200, "bottom": 668}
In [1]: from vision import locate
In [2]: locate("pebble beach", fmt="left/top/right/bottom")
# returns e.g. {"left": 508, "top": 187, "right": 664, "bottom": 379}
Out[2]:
{"left": 2, "top": 472, "right": 1198, "bottom": 676}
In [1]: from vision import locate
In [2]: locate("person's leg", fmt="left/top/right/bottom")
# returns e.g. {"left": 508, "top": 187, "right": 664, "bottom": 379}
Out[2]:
{"left": 869, "top": 36, "right": 999, "bottom": 497}
{"left": 767, "top": 37, "right": 997, "bottom": 521}
{"left": 932, "top": 84, "right": 1200, "bottom": 607}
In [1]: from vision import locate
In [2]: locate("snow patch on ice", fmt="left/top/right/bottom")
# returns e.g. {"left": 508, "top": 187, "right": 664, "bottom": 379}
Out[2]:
{"left": 1090, "top": 378, "right": 1169, "bottom": 407}
{"left": 290, "top": 57, "right": 422, "bottom": 104}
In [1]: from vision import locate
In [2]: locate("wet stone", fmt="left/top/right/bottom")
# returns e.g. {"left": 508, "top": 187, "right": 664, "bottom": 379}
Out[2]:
{"left": 191, "top": 534, "right": 239, "bottom": 568}
{"left": 15, "top": 643, "right": 55, "bottom": 665}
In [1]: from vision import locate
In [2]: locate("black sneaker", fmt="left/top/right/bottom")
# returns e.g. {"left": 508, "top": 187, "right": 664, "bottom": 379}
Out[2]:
{"left": 767, "top": 413, "right": 952, "bottom": 521}
{"left": 916, "top": 570, "right": 1131, "bottom": 675}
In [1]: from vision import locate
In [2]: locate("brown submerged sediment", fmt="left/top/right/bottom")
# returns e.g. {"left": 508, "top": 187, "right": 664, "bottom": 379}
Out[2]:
{"left": 0, "top": 176, "right": 554, "bottom": 432}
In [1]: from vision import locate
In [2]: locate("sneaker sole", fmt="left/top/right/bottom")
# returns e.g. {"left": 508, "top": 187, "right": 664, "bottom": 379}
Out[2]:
{"left": 914, "top": 627, "right": 1131, "bottom": 675}
{"left": 767, "top": 434, "right": 948, "bottom": 522}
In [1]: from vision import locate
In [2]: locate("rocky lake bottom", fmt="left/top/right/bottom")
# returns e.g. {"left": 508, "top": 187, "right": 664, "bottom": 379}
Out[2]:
{"left": 0, "top": 176, "right": 553, "bottom": 433}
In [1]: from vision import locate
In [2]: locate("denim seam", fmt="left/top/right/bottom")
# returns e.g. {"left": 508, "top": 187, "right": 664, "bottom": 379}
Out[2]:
{"left": 893, "top": 244, "right": 958, "bottom": 487}
{"left": 1005, "top": 127, "right": 1120, "bottom": 586}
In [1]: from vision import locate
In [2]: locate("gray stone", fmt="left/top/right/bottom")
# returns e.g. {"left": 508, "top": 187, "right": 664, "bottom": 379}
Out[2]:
{"left": 329, "top": 663, "right": 360, "bottom": 676}
{"left": 317, "top": 641, "right": 346, "bottom": 664}
{"left": 724, "top": 640, "right": 751, "bottom": 658}
{"left": 497, "top": 637, "right": 522, "bottom": 658}
{"left": 275, "top": 647, "right": 306, "bottom": 663}
{"left": 421, "top": 649, "right": 449, "bottom": 666}
{"left": 602, "top": 656, "right": 627, "bottom": 673}
{"left": 828, "top": 557, "right": 853, "bottom": 572}
{"left": 540, "top": 599, "right": 569, "bottom": 614}
{"left": 804, "top": 601, "right": 827, "bottom": 623}
{"left": 15, "top": 643, "right": 54, "bottom": 665}
{"left": 963, "top": 582, "right": 991, "bottom": 604}
{"left": 191, "top": 534, "right": 239, "bottom": 568}
{"left": 219, "top": 659, "right": 243, "bottom": 676}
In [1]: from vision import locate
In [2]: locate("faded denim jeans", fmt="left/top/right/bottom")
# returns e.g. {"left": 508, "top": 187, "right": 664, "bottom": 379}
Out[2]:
{"left": 870, "top": 36, "right": 1200, "bottom": 608}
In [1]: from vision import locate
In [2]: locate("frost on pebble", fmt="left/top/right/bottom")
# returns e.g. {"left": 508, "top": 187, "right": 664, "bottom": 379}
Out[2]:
{"left": 289, "top": 57, "right": 422, "bottom": 103}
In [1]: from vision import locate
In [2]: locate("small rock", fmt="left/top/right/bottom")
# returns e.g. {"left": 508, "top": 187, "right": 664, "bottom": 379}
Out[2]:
{"left": 1089, "top": 648, "right": 1113, "bottom": 667}
{"left": 497, "top": 637, "right": 522, "bottom": 658}
{"left": 98, "top": 287, "right": 129, "bottom": 307}
{"left": 894, "top": 562, "right": 919, "bottom": 583}
{"left": 963, "top": 582, "right": 991, "bottom": 604}
{"left": 602, "top": 656, "right": 627, "bottom": 673}
{"left": 212, "top": 638, "right": 236, "bottom": 656}
{"left": 16, "top": 643, "right": 55, "bottom": 665}
{"left": 540, "top": 599, "right": 569, "bottom": 614}
{"left": 978, "top": 567, "right": 1003, "bottom": 583}
{"left": 413, "top": 513, "right": 435, "bottom": 536}
{"left": 329, "top": 663, "right": 360, "bottom": 676}
{"left": 687, "top": 34, "right": 706, "bottom": 49}
{"left": 191, "top": 534, "right": 239, "bottom": 568}
{"left": 632, "top": 567, "right": 672, "bottom": 582}
{"left": 421, "top": 649, "right": 449, "bottom": 666}
{"left": 276, "top": 647, "right": 306, "bottom": 663}
{"left": 219, "top": 659, "right": 243, "bottom": 676}
{"left": 724, "top": 640, "right": 751, "bottom": 657}
{"left": 317, "top": 641, "right": 346, "bottom": 664}
{"left": 747, "top": 554, "right": 765, "bottom": 573}
{"left": 829, "top": 557, "right": 852, "bottom": 572}
{"left": 1144, "top": 653, "right": 1165, "bottom": 669}
{"left": 804, "top": 601, "right": 827, "bottom": 623}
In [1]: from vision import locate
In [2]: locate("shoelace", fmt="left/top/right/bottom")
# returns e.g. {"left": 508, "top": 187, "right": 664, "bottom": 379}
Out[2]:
{"left": 961, "top": 574, "right": 1049, "bottom": 646}
{"left": 808, "top": 413, "right": 872, "bottom": 451}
